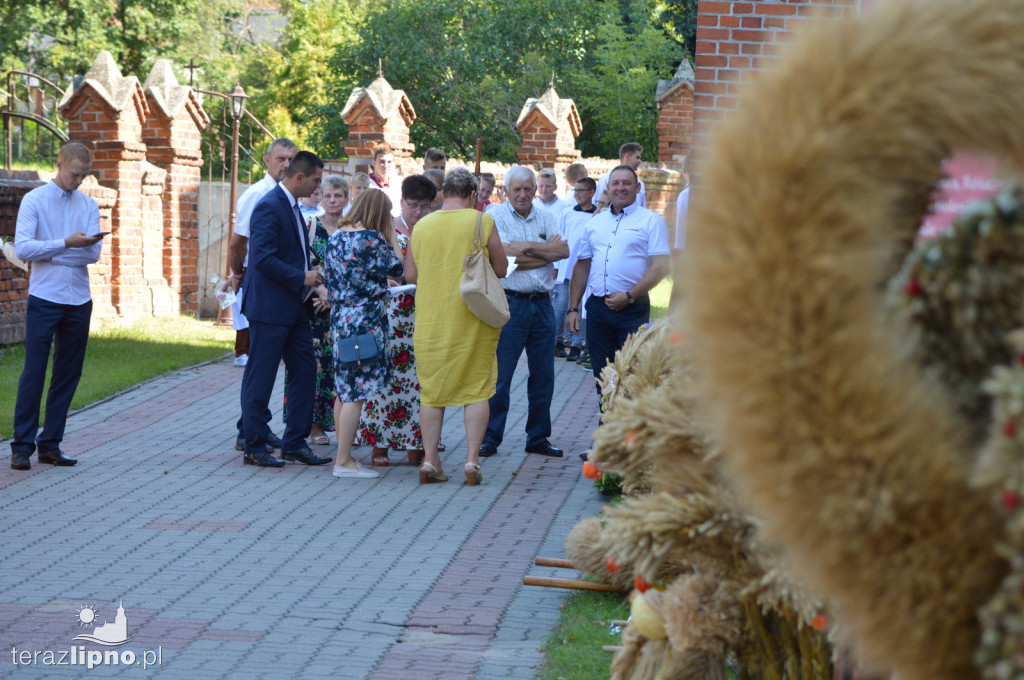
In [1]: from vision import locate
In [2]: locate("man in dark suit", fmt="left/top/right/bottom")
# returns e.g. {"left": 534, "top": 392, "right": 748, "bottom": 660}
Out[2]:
{"left": 240, "top": 151, "right": 331, "bottom": 467}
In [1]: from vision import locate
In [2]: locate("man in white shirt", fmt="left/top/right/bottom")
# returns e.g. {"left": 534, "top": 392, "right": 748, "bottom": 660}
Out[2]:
{"left": 559, "top": 162, "right": 588, "bottom": 212}
{"left": 674, "top": 160, "right": 690, "bottom": 252}
{"left": 11, "top": 142, "right": 104, "bottom": 470}
{"left": 227, "top": 137, "right": 296, "bottom": 451}
{"left": 567, "top": 165, "right": 670, "bottom": 394}
{"left": 532, "top": 168, "right": 565, "bottom": 217}
{"left": 595, "top": 142, "right": 647, "bottom": 209}
{"left": 479, "top": 166, "right": 569, "bottom": 459}
{"left": 552, "top": 176, "right": 597, "bottom": 361}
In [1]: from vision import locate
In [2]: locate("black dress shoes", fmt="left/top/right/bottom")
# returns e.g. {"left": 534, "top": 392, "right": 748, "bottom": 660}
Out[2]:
{"left": 38, "top": 450, "right": 78, "bottom": 466}
{"left": 243, "top": 450, "right": 285, "bottom": 467}
{"left": 479, "top": 443, "right": 498, "bottom": 458}
{"left": 525, "top": 441, "right": 564, "bottom": 457}
{"left": 280, "top": 447, "right": 331, "bottom": 465}
{"left": 265, "top": 430, "right": 283, "bottom": 449}
{"left": 11, "top": 453, "right": 31, "bottom": 470}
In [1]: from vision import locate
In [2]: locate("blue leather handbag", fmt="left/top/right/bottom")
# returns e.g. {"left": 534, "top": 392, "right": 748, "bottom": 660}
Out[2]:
{"left": 336, "top": 333, "right": 382, "bottom": 369}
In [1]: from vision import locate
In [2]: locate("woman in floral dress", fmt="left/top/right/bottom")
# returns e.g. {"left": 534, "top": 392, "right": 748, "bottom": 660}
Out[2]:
{"left": 357, "top": 176, "right": 438, "bottom": 466}
{"left": 322, "top": 189, "right": 403, "bottom": 479}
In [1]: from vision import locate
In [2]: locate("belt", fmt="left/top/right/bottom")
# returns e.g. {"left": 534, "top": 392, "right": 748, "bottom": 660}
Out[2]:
{"left": 504, "top": 290, "right": 549, "bottom": 301}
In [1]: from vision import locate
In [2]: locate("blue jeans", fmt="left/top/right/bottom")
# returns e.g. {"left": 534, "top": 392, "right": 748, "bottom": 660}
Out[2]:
{"left": 484, "top": 294, "right": 556, "bottom": 449}
{"left": 12, "top": 296, "right": 92, "bottom": 455}
{"left": 551, "top": 281, "right": 585, "bottom": 348}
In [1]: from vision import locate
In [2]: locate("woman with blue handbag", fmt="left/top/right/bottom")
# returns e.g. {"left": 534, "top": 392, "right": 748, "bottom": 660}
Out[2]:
{"left": 322, "top": 189, "right": 403, "bottom": 479}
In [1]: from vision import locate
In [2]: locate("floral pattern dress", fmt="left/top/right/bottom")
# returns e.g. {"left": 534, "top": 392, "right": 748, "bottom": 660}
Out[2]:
{"left": 323, "top": 229, "right": 403, "bottom": 403}
{"left": 356, "top": 231, "right": 422, "bottom": 449}
{"left": 280, "top": 221, "right": 335, "bottom": 431}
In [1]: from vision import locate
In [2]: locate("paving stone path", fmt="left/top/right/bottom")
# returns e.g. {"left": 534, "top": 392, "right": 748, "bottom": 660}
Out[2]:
{"left": 0, "top": 353, "right": 608, "bottom": 679}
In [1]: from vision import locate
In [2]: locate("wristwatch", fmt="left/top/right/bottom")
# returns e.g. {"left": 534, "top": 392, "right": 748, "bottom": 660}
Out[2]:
{"left": 568, "top": 308, "right": 580, "bottom": 313}
{"left": 626, "top": 291, "right": 635, "bottom": 304}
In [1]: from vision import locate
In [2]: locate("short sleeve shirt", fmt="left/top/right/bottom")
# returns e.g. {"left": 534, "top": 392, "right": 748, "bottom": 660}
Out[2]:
{"left": 577, "top": 201, "right": 669, "bottom": 296}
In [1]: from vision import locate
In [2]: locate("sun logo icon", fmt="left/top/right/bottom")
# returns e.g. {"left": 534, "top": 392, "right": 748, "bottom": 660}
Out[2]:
{"left": 77, "top": 605, "right": 98, "bottom": 627}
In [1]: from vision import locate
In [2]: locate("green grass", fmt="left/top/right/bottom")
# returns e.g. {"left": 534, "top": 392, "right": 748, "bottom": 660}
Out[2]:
{"left": 649, "top": 277, "right": 673, "bottom": 320}
{"left": 0, "top": 315, "right": 233, "bottom": 438}
{"left": 539, "top": 590, "right": 630, "bottom": 680}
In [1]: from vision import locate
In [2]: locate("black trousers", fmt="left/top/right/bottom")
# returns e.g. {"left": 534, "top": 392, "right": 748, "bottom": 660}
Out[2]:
{"left": 11, "top": 295, "right": 92, "bottom": 455}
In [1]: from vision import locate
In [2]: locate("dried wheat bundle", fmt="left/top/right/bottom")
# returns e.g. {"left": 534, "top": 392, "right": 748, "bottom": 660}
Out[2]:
{"left": 565, "top": 517, "right": 636, "bottom": 591}
{"left": 685, "top": 0, "right": 1024, "bottom": 677}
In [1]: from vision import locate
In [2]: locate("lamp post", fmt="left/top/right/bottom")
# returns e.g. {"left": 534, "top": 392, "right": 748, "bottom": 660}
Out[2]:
{"left": 197, "top": 84, "right": 248, "bottom": 325}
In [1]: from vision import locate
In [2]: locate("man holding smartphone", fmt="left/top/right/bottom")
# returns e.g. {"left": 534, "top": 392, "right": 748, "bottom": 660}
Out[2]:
{"left": 10, "top": 142, "right": 104, "bottom": 470}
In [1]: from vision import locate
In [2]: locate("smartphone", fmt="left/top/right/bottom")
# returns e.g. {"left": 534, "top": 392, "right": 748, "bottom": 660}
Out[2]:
{"left": 97, "top": 231, "right": 111, "bottom": 237}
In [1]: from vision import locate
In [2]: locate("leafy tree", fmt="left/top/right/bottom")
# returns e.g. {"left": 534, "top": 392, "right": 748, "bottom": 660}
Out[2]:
{"left": 318, "top": 0, "right": 685, "bottom": 162}
{"left": 0, "top": 0, "right": 247, "bottom": 87}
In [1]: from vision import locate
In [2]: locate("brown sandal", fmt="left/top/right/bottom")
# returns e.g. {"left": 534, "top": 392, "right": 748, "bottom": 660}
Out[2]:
{"left": 407, "top": 450, "right": 425, "bottom": 466}
{"left": 371, "top": 447, "right": 389, "bottom": 467}
{"left": 419, "top": 462, "right": 448, "bottom": 484}
{"left": 464, "top": 462, "right": 481, "bottom": 486}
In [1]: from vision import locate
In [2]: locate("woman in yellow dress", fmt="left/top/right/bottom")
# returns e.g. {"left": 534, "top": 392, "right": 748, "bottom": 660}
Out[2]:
{"left": 405, "top": 168, "right": 507, "bottom": 485}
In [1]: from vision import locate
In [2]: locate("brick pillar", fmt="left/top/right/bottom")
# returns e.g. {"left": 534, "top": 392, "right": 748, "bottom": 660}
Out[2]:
{"left": 0, "top": 178, "right": 42, "bottom": 344}
{"left": 59, "top": 51, "right": 151, "bottom": 318}
{"left": 79, "top": 177, "right": 118, "bottom": 322}
{"left": 639, "top": 167, "right": 687, "bottom": 244}
{"left": 142, "top": 59, "right": 209, "bottom": 315}
{"left": 692, "top": 0, "right": 861, "bottom": 163}
{"left": 515, "top": 84, "right": 582, "bottom": 171}
{"left": 656, "top": 61, "right": 695, "bottom": 164}
{"left": 341, "top": 75, "right": 416, "bottom": 173}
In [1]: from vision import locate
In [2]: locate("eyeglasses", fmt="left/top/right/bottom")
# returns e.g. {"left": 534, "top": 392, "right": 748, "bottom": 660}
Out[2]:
{"left": 404, "top": 200, "right": 432, "bottom": 213}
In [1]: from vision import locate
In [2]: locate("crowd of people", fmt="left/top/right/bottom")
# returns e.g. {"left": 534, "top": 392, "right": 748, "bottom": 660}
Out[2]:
{"left": 9, "top": 138, "right": 682, "bottom": 486}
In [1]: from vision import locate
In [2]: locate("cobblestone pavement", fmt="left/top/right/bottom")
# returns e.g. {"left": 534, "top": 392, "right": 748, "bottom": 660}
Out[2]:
{"left": 0, "top": 352, "right": 607, "bottom": 679}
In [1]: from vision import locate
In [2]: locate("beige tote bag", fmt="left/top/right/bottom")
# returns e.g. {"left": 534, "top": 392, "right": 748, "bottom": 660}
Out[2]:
{"left": 460, "top": 211, "right": 510, "bottom": 328}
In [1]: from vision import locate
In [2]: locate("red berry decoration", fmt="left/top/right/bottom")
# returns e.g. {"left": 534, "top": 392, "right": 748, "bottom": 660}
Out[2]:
{"left": 605, "top": 557, "right": 620, "bottom": 573}
{"left": 582, "top": 462, "right": 599, "bottom": 479}
{"left": 812, "top": 615, "right": 828, "bottom": 631}
{"left": 1003, "top": 490, "right": 1020, "bottom": 511}
{"left": 1006, "top": 419, "right": 1018, "bottom": 439}
{"left": 596, "top": 472, "right": 604, "bottom": 480}
{"left": 904, "top": 278, "right": 923, "bottom": 297}
{"left": 634, "top": 575, "right": 650, "bottom": 593}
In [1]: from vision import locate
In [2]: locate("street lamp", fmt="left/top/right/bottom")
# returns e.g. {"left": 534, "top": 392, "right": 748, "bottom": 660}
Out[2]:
{"left": 196, "top": 83, "right": 249, "bottom": 325}
{"left": 217, "top": 84, "right": 248, "bottom": 325}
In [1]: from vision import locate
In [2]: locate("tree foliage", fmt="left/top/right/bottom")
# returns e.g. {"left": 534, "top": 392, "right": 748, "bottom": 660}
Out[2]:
{"left": 319, "top": 0, "right": 686, "bottom": 161}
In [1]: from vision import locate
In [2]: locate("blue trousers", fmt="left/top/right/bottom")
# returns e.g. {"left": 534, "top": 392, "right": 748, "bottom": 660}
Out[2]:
{"left": 585, "top": 294, "right": 650, "bottom": 394}
{"left": 240, "top": 319, "right": 314, "bottom": 453}
{"left": 11, "top": 295, "right": 92, "bottom": 456}
{"left": 551, "top": 281, "right": 585, "bottom": 348}
{"left": 484, "top": 294, "right": 556, "bottom": 449}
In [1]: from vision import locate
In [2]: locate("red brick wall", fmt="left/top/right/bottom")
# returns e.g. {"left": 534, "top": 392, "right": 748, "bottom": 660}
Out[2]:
{"left": 692, "top": 0, "right": 861, "bottom": 157}
{"left": 657, "top": 87, "right": 694, "bottom": 163}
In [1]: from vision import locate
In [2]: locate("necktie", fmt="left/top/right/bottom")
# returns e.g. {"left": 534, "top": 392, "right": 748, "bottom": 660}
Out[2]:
{"left": 293, "top": 204, "right": 309, "bottom": 271}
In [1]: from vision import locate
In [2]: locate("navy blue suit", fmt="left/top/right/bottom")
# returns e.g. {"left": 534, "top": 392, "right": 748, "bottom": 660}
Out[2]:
{"left": 239, "top": 185, "right": 316, "bottom": 454}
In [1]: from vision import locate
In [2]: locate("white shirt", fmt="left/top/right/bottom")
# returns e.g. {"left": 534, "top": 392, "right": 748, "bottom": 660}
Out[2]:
{"left": 277, "top": 183, "right": 309, "bottom": 272}
{"left": 554, "top": 206, "right": 596, "bottom": 284}
{"left": 15, "top": 180, "right": 102, "bottom": 305}
{"left": 532, "top": 195, "right": 567, "bottom": 218}
{"left": 234, "top": 173, "right": 278, "bottom": 239}
{"left": 595, "top": 172, "right": 646, "bottom": 208}
{"left": 577, "top": 200, "right": 669, "bottom": 296}
{"left": 674, "top": 186, "right": 689, "bottom": 251}
{"left": 490, "top": 201, "right": 559, "bottom": 294}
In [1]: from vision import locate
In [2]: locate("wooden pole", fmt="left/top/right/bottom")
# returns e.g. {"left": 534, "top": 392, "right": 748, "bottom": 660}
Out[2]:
{"left": 535, "top": 557, "right": 575, "bottom": 569}
{"left": 474, "top": 138, "right": 482, "bottom": 174}
{"left": 523, "top": 576, "right": 630, "bottom": 594}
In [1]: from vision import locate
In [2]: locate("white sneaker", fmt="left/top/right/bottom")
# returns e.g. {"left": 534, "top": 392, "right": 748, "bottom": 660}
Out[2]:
{"left": 233, "top": 354, "right": 248, "bottom": 367}
{"left": 333, "top": 463, "right": 379, "bottom": 479}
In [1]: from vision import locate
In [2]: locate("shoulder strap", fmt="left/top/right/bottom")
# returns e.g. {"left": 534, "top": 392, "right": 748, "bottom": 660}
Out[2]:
{"left": 474, "top": 210, "right": 484, "bottom": 252}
